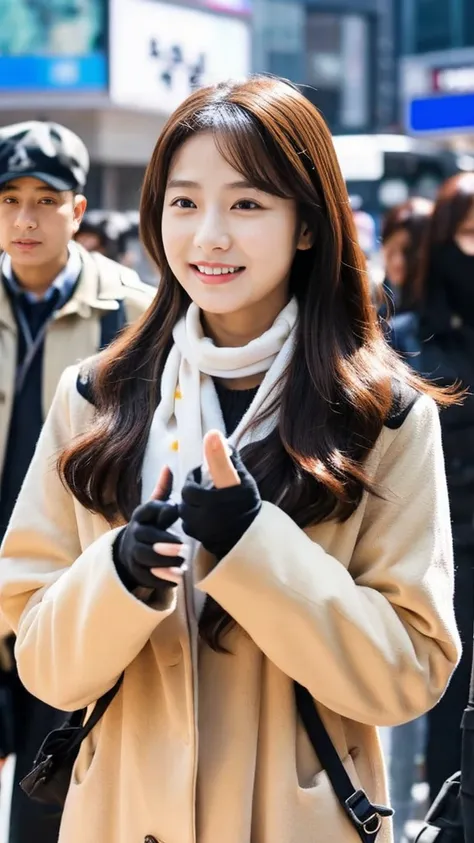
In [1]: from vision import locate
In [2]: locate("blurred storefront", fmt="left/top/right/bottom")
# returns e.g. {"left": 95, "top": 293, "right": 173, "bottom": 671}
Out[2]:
{"left": 0, "top": 0, "right": 252, "bottom": 209}
{"left": 400, "top": 0, "right": 474, "bottom": 148}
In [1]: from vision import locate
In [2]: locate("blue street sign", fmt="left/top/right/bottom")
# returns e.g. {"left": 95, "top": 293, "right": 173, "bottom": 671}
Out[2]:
{"left": 0, "top": 55, "right": 106, "bottom": 92}
{"left": 408, "top": 92, "right": 474, "bottom": 134}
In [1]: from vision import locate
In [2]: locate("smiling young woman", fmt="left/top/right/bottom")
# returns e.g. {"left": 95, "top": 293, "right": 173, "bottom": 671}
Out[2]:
{"left": 0, "top": 77, "right": 461, "bottom": 843}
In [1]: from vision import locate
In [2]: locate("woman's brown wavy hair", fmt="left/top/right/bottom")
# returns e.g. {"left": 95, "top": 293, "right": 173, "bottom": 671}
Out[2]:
{"left": 59, "top": 76, "right": 455, "bottom": 649}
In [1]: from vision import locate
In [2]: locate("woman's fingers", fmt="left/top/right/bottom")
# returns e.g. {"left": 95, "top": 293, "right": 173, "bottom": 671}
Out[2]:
{"left": 203, "top": 430, "right": 240, "bottom": 489}
{"left": 150, "top": 465, "right": 173, "bottom": 501}
{"left": 151, "top": 542, "right": 188, "bottom": 583}
{"left": 153, "top": 542, "right": 186, "bottom": 556}
{"left": 151, "top": 567, "right": 183, "bottom": 584}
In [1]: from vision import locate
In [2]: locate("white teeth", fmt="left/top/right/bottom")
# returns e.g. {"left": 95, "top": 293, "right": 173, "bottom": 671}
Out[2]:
{"left": 196, "top": 265, "right": 241, "bottom": 275}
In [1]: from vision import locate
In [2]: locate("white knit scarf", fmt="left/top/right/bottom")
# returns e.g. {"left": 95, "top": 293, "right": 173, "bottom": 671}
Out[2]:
{"left": 141, "top": 297, "right": 298, "bottom": 616}
{"left": 141, "top": 297, "right": 298, "bottom": 505}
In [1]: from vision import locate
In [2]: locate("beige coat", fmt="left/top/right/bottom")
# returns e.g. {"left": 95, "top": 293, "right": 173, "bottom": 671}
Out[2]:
{"left": 0, "top": 366, "right": 461, "bottom": 843}
{"left": 0, "top": 243, "right": 155, "bottom": 478}
{"left": 0, "top": 246, "right": 154, "bottom": 643}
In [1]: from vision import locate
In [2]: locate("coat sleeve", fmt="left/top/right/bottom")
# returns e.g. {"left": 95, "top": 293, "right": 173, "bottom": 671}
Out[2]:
{"left": 0, "top": 366, "right": 176, "bottom": 711}
{"left": 197, "top": 394, "right": 461, "bottom": 726}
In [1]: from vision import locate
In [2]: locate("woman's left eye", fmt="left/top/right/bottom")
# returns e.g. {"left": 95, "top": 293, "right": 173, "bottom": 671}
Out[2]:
{"left": 233, "top": 200, "right": 261, "bottom": 210}
{"left": 171, "top": 198, "right": 196, "bottom": 209}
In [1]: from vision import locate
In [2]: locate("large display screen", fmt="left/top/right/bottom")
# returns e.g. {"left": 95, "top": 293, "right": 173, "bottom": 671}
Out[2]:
{"left": 0, "top": 0, "right": 107, "bottom": 91}
{"left": 110, "top": 0, "right": 251, "bottom": 113}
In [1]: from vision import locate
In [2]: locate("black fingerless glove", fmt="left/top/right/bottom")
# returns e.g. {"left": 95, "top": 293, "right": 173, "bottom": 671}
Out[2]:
{"left": 113, "top": 500, "right": 183, "bottom": 591}
{"left": 179, "top": 450, "right": 262, "bottom": 559}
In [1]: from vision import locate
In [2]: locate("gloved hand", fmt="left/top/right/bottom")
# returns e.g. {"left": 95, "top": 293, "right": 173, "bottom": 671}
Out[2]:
{"left": 113, "top": 499, "right": 185, "bottom": 590}
{"left": 179, "top": 442, "right": 262, "bottom": 559}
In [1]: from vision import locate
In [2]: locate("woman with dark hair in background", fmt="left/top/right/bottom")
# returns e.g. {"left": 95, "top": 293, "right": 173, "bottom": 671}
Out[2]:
{"left": 416, "top": 172, "right": 474, "bottom": 804}
{"left": 380, "top": 198, "right": 434, "bottom": 842}
{"left": 380, "top": 197, "right": 433, "bottom": 369}
{"left": 0, "top": 77, "right": 461, "bottom": 843}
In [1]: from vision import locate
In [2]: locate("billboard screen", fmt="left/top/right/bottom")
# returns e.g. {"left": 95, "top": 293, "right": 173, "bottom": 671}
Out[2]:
{"left": 110, "top": 0, "right": 251, "bottom": 113}
{"left": 0, "top": 0, "right": 107, "bottom": 91}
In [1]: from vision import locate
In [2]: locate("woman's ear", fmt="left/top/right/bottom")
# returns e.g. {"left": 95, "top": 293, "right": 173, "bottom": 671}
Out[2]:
{"left": 296, "top": 222, "right": 314, "bottom": 251}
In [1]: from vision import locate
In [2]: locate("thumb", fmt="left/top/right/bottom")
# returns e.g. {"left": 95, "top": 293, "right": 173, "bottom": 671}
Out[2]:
{"left": 203, "top": 430, "right": 241, "bottom": 490}
{"left": 150, "top": 466, "right": 173, "bottom": 501}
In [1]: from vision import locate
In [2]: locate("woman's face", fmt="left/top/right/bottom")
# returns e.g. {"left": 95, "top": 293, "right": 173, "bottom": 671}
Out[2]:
{"left": 161, "top": 132, "right": 312, "bottom": 325}
{"left": 455, "top": 201, "right": 474, "bottom": 256}
{"left": 383, "top": 228, "right": 410, "bottom": 287}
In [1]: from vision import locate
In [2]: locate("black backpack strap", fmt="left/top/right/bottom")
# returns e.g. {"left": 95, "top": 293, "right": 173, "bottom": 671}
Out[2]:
{"left": 76, "top": 367, "right": 95, "bottom": 404}
{"left": 68, "top": 675, "right": 124, "bottom": 756}
{"left": 76, "top": 283, "right": 128, "bottom": 404}
{"left": 75, "top": 302, "right": 126, "bottom": 404}
{"left": 385, "top": 378, "right": 421, "bottom": 430}
{"left": 294, "top": 683, "right": 393, "bottom": 842}
{"left": 99, "top": 300, "right": 126, "bottom": 350}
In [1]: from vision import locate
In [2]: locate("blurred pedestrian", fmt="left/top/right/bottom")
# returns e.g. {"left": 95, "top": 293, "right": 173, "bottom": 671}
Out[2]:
{"left": 380, "top": 197, "right": 434, "bottom": 842}
{"left": 0, "top": 120, "right": 155, "bottom": 843}
{"left": 380, "top": 197, "right": 433, "bottom": 365}
{"left": 352, "top": 207, "right": 384, "bottom": 301}
{"left": 0, "top": 76, "right": 461, "bottom": 843}
{"left": 461, "top": 646, "right": 474, "bottom": 842}
{"left": 416, "top": 172, "right": 474, "bottom": 803}
{"left": 74, "top": 213, "right": 113, "bottom": 256}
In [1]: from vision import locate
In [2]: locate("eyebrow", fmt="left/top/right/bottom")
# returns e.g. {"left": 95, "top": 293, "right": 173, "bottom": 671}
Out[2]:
{"left": 166, "top": 178, "right": 258, "bottom": 190}
{"left": 0, "top": 182, "right": 61, "bottom": 193}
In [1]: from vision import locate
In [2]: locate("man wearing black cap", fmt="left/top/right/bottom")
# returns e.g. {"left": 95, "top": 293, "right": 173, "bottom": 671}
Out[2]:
{"left": 0, "top": 120, "right": 154, "bottom": 843}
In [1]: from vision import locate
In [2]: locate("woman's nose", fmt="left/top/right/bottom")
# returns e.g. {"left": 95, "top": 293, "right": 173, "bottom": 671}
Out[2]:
{"left": 193, "top": 213, "right": 230, "bottom": 252}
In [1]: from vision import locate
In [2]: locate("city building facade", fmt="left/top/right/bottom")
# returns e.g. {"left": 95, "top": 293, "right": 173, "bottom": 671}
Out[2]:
{"left": 0, "top": 0, "right": 252, "bottom": 209}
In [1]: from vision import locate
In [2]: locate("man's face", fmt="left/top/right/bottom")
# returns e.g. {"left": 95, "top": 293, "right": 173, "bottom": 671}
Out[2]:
{"left": 0, "top": 176, "right": 86, "bottom": 276}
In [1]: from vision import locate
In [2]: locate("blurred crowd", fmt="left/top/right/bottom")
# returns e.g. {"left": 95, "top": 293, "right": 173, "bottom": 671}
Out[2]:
{"left": 368, "top": 172, "right": 474, "bottom": 842}
{"left": 73, "top": 209, "right": 159, "bottom": 285}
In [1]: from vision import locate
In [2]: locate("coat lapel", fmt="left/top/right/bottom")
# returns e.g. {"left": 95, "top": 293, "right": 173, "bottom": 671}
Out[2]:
{"left": 0, "top": 279, "right": 17, "bottom": 476}
{"left": 42, "top": 248, "right": 120, "bottom": 415}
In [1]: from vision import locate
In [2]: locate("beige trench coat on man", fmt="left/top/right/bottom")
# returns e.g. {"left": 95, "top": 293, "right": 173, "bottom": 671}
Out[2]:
{"left": 0, "top": 368, "right": 461, "bottom": 843}
{"left": 0, "top": 244, "right": 155, "bottom": 642}
{"left": 0, "top": 243, "right": 154, "bottom": 477}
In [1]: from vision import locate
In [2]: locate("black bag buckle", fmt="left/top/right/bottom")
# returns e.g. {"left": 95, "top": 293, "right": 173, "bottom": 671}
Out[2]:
{"left": 20, "top": 675, "right": 124, "bottom": 808}
{"left": 345, "top": 789, "right": 394, "bottom": 837}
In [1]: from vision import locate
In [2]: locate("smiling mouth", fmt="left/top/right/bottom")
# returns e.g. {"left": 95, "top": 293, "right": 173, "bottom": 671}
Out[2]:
{"left": 191, "top": 264, "right": 245, "bottom": 277}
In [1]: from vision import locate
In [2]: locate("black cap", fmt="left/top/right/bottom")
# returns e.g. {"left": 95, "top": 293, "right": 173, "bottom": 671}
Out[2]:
{"left": 0, "top": 120, "right": 90, "bottom": 192}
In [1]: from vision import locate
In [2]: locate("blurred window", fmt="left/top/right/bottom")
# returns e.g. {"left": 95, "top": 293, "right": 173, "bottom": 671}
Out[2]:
{"left": 413, "top": 0, "right": 452, "bottom": 52}
{"left": 305, "top": 12, "right": 369, "bottom": 131}
{"left": 464, "top": 0, "right": 474, "bottom": 47}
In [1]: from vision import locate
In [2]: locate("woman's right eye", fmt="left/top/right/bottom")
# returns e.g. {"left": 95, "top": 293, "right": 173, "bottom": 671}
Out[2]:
{"left": 171, "top": 198, "right": 196, "bottom": 209}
